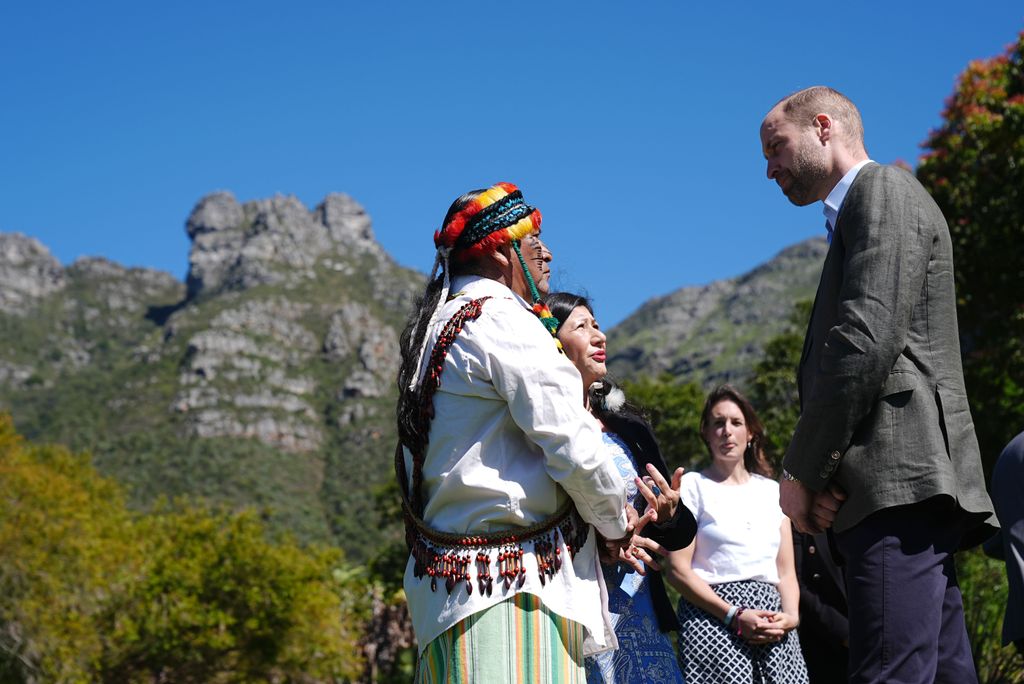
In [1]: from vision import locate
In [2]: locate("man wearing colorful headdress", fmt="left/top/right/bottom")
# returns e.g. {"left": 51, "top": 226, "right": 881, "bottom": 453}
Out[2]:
{"left": 396, "top": 183, "right": 637, "bottom": 683}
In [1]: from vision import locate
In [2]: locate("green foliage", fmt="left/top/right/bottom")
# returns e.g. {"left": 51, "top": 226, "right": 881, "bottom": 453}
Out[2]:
{"left": 0, "top": 244, "right": 423, "bottom": 568}
{"left": 320, "top": 397, "right": 402, "bottom": 563}
{"left": 956, "top": 548, "right": 1024, "bottom": 684}
{"left": 364, "top": 472, "right": 418, "bottom": 682}
{"left": 367, "top": 476, "right": 409, "bottom": 595}
{"left": 621, "top": 375, "right": 706, "bottom": 472}
{"left": 0, "top": 415, "right": 370, "bottom": 683}
{"left": 917, "top": 29, "right": 1024, "bottom": 469}
{"left": 0, "top": 413, "right": 136, "bottom": 682}
{"left": 606, "top": 240, "right": 825, "bottom": 389}
{"left": 100, "top": 506, "right": 367, "bottom": 683}
{"left": 749, "top": 300, "right": 812, "bottom": 469}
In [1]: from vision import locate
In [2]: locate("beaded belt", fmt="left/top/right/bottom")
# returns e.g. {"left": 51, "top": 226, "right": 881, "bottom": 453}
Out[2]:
{"left": 395, "top": 469, "right": 590, "bottom": 597}
{"left": 395, "top": 296, "right": 590, "bottom": 597}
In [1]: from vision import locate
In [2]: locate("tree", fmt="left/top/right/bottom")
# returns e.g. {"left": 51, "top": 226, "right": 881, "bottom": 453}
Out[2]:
{"left": 99, "top": 506, "right": 368, "bottom": 683}
{"left": 0, "top": 414, "right": 137, "bottom": 683}
{"left": 0, "top": 414, "right": 370, "bottom": 683}
{"left": 621, "top": 376, "right": 706, "bottom": 471}
{"left": 916, "top": 30, "right": 1024, "bottom": 682}
{"left": 956, "top": 548, "right": 1023, "bottom": 683}
{"left": 916, "top": 29, "right": 1024, "bottom": 469}
{"left": 749, "top": 300, "right": 812, "bottom": 470}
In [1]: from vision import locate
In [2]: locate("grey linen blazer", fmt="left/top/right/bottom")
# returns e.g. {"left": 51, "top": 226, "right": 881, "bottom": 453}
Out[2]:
{"left": 784, "top": 162, "right": 996, "bottom": 546}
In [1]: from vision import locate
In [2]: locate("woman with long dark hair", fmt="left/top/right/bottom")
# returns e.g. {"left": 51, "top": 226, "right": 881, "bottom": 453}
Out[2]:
{"left": 664, "top": 385, "right": 808, "bottom": 683}
{"left": 544, "top": 291, "right": 697, "bottom": 684}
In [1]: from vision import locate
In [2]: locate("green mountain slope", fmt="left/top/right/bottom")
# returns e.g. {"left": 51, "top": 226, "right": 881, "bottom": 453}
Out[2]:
{"left": 0, "top": 196, "right": 824, "bottom": 560}
{"left": 0, "top": 194, "right": 422, "bottom": 561}
{"left": 607, "top": 237, "right": 826, "bottom": 387}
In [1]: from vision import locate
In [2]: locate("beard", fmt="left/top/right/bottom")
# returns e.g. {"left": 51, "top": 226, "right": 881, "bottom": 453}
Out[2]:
{"left": 782, "top": 141, "right": 830, "bottom": 206}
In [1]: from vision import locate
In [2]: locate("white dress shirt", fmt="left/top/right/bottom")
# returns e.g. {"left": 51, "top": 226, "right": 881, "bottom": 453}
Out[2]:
{"left": 823, "top": 158, "right": 874, "bottom": 241}
{"left": 403, "top": 275, "right": 629, "bottom": 654}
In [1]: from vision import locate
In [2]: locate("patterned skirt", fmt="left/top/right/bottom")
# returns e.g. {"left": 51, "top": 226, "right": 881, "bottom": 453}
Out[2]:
{"left": 586, "top": 566, "right": 683, "bottom": 684}
{"left": 416, "top": 592, "right": 587, "bottom": 684}
{"left": 677, "top": 580, "right": 808, "bottom": 684}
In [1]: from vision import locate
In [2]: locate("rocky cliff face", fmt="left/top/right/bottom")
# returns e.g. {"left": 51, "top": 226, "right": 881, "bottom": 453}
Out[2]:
{"left": 167, "top": 192, "right": 412, "bottom": 455}
{"left": 0, "top": 233, "right": 67, "bottom": 315}
{"left": 185, "top": 192, "right": 384, "bottom": 299}
{"left": 0, "top": 192, "right": 422, "bottom": 556}
{"left": 0, "top": 234, "right": 184, "bottom": 390}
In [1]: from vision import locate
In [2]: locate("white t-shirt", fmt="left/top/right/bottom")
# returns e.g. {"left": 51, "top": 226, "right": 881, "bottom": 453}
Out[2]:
{"left": 679, "top": 471, "right": 784, "bottom": 585}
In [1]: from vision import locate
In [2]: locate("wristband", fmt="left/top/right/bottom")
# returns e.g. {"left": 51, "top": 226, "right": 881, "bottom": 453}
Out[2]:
{"left": 723, "top": 605, "right": 739, "bottom": 628}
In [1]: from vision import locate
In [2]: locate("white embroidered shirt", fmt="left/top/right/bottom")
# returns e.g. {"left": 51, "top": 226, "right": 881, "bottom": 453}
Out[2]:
{"left": 402, "top": 275, "right": 629, "bottom": 654}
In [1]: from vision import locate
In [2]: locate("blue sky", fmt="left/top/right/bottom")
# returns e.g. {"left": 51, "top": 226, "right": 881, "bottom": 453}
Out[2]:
{"left": 3, "top": 2, "right": 1021, "bottom": 327}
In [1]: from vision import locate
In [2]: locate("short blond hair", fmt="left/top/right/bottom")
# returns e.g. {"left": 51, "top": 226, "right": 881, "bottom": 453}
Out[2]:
{"left": 776, "top": 86, "right": 865, "bottom": 150}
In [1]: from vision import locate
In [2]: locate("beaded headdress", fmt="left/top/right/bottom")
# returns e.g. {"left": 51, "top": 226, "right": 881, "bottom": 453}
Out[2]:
{"left": 434, "top": 182, "right": 541, "bottom": 263}
{"left": 409, "top": 183, "right": 560, "bottom": 390}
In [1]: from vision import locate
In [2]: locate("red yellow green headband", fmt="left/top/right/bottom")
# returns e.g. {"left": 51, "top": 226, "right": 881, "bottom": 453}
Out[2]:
{"left": 434, "top": 182, "right": 542, "bottom": 263}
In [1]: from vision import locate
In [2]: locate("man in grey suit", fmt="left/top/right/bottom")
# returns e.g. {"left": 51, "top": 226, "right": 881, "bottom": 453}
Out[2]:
{"left": 760, "top": 86, "right": 997, "bottom": 683}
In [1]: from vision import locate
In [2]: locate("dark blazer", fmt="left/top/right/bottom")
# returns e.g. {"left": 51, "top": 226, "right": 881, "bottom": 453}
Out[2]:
{"left": 784, "top": 162, "right": 996, "bottom": 547}
{"left": 793, "top": 530, "right": 848, "bottom": 682}
{"left": 601, "top": 410, "right": 697, "bottom": 632}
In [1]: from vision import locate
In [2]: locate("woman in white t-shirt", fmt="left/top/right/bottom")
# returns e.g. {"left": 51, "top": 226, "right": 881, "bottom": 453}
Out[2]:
{"left": 664, "top": 385, "right": 808, "bottom": 683}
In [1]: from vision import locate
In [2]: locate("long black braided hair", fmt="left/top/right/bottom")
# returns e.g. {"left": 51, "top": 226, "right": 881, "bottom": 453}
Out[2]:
{"left": 396, "top": 189, "right": 484, "bottom": 451}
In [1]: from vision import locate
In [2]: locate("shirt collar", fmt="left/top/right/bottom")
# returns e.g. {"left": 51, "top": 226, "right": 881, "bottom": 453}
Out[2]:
{"left": 451, "top": 274, "right": 531, "bottom": 309}
{"left": 823, "top": 159, "right": 873, "bottom": 241}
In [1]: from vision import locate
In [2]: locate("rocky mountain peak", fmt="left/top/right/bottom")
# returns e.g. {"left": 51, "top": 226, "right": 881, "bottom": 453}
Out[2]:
{"left": 185, "top": 192, "right": 245, "bottom": 240}
{"left": 184, "top": 192, "right": 385, "bottom": 301}
{"left": 0, "top": 232, "right": 66, "bottom": 315}
{"left": 0, "top": 189, "right": 424, "bottom": 555}
{"left": 315, "top": 193, "right": 379, "bottom": 252}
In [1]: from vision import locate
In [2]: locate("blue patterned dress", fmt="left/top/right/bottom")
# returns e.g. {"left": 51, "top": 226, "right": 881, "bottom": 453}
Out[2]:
{"left": 585, "top": 432, "right": 685, "bottom": 684}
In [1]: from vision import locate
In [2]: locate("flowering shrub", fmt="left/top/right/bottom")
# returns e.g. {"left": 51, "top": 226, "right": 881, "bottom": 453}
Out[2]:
{"left": 917, "top": 30, "right": 1024, "bottom": 469}
{"left": 918, "top": 29, "right": 1024, "bottom": 684}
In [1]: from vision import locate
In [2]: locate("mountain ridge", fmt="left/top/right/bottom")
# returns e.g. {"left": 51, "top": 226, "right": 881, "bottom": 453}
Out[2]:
{"left": 607, "top": 237, "right": 825, "bottom": 387}
{"left": 0, "top": 194, "right": 824, "bottom": 558}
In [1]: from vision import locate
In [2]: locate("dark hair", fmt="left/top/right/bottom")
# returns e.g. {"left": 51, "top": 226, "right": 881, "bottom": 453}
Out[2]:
{"left": 699, "top": 384, "right": 774, "bottom": 478}
{"left": 774, "top": 85, "right": 866, "bottom": 152}
{"left": 396, "top": 189, "right": 485, "bottom": 450}
{"left": 543, "top": 291, "right": 592, "bottom": 334}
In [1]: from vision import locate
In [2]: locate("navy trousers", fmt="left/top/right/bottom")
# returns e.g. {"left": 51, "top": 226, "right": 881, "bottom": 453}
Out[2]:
{"left": 833, "top": 498, "right": 978, "bottom": 684}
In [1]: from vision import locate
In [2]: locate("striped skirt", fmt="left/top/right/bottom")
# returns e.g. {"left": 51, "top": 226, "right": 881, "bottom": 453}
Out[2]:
{"left": 416, "top": 592, "right": 587, "bottom": 684}
{"left": 677, "top": 580, "right": 808, "bottom": 684}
